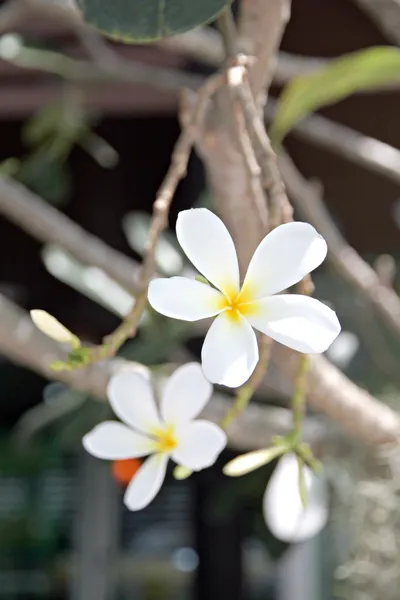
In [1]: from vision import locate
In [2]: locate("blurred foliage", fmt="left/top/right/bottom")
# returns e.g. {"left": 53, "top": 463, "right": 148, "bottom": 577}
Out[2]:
{"left": 0, "top": 434, "right": 68, "bottom": 561}
{"left": 206, "top": 459, "right": 290, "bottom": 560}
{"left": 123, "top": 211, "right": 183, "bottom": 276}
{"left": 76, "top": 0, "right": 233, "bottom": 42}
{"left": 0, "top": 435, "right": 61, "bottom": 476}
{"left": 271, "top": 46, "right": 400, "bottom": 143}
{"left": 0, "top": 98, "right": 118, "bottom": 206}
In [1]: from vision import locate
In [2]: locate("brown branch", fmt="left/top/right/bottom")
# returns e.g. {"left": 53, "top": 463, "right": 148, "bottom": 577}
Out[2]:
{"left": 265, "top": 100, "right": 400, "bottom": 187}
{"left": 0, "top": 177, "right": 141, "bottom": 292}
{"left": 0, "top": 293, "right": 325, "bottom": 451}
{"left": 352, "top": 0, "right": 400, "bottom": 46}
{"left": 162, "top": 28, "right": 329, "bottom": 86}
{"left": 275, "top": 347, "right": 400, "bottom": 445}
{"left": 279, "top": 150, "right": 400, "bottom": 342}
{"left": 238, "top": 0, "right": 291, "bottom": 100}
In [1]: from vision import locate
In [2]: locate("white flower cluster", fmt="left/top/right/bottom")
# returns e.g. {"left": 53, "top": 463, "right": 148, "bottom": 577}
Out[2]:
{"left": 83, "top": 208, "right": 339, "bottom": 538}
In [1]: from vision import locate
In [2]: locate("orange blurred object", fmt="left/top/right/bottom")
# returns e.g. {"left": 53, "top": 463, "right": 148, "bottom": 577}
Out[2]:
{"left": 112, "top": 458, "right": 142, "bottom": 486}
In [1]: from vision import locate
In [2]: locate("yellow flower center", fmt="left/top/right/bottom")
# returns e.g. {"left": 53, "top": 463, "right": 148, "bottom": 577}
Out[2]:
{"left": 152, "top": 424, "right": 178, "bottom": 453}
{"left": 218, "top": 285, "right": 257, "bottom": 323}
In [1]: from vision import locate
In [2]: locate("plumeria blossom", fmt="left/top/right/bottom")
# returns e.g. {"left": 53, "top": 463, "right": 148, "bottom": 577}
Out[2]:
{"left": 263, "top": 453, "right": 329, "bottom": 543}
{"left": 224, "top": 450, "right": 329, "bottom": 542}
{"left": 83, "top": 363, "right": 226, "bottom": 511}
{"left": 148, "top": 208, "right": 341, "bottom": 388}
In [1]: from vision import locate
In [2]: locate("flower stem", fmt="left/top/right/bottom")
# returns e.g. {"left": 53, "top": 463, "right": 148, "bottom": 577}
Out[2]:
{"left": 220, "top": 335, "right": 272, "bottom": 431}
{"left": 290, "top": 352, "right": 310, "bottom": 442}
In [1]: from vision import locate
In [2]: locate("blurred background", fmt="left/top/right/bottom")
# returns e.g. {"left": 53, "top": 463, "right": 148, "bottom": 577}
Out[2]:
{"left": 0, "top": 0, "right": 400, "bottom": 599}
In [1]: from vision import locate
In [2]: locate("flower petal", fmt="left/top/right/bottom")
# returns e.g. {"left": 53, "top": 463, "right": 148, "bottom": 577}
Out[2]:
{"left": 241, "top": 222, "right": 327, "bottom": 299}
{"left": 124, "top": 453, "right": 168, "bottom": 511}
{"left": 172, "top": 420, "right": 227, "bottom": 470}
{"left": 107, "top": 372, "right": 162, "bottom": 434}
{"left": 247, "top": 294, "right": 341, "bottom": 354}
{"left": 82, "top": 422, "right": 153, "bottom": 460}
{"left": 201, "top": 312, "right": 259, "bottom": 388}
{"left": 148, "top": 277, "right": 224, "bottom": 321}
{"left": 176, "top": 208, "right": 240, "bottom": 297}
{"left": 263, "top": 454, "right": 329, "bottom": 543}
{"left": 161, "top": 363, "right": 213, "bottom": 425}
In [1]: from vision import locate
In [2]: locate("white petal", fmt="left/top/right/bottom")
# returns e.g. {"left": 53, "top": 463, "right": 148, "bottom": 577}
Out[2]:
{"left": 107, "top": 372, "right": 162, "bottom": 434}
{"left": 201, "top": 312, "right": 259, "bottom": 388}
{"left": 161, "top": 363, "right": 213, "bottom": 424}
{"left": 247, "top": 295, "right": 341, "bottom": 354}
{"left": 263, "top": 454, "right": 329, "bottom": 543}
{"left": 241, "top": 222, "right": 327, "bottom": 299}
{"left": 176, "top": 208, "right": 240, "bottom": 297}
{"left": 148, "top": 277, "right": 224, "bottom": 321}
{"left": 82, "top": 422, "right": 153, "bottom": 460}
{"left": 172, "top": 420, "right": 227, "bottom": 470}
{"left": 124, "top": 453, "right": 168, "bottom": 511}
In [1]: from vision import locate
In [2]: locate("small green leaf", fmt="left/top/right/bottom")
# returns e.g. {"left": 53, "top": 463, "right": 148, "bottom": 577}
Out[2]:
{"left": 271, "top": 46, "right": 400, "bottom": 143}
{"left": 76, "top": 0, "right": 233, "bottom": 43}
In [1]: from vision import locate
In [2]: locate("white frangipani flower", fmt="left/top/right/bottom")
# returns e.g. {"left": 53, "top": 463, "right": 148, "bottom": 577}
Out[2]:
{"left": 83, "top": 363, "right": 226, "bottom": 511}
{"left": 148, "top": 208, "right": 341, "bottom": 388}
{"left": 263, "top": 453, "right": 329, "bottom": 543}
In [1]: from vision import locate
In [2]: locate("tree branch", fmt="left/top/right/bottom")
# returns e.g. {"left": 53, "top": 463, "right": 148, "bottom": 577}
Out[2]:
{"left": 279, "top": 150, "right": 400, "bottom": 342}
{"left": 238, "top": 0, "right": 291, "bottom": 100}
{"left": 265, "top": 100, "right": 400, "bottom": 186}
{"left": 0, "top": 177, "right": 141, "bottom": 293}
{"left": 274, "top": 347, "right": 400, "bottom": 445}
{"left": 0, "top": 293, "right": 324, "bottom": 451}
{"left": 353, "top": 0, "right": 400, "bottom": 46}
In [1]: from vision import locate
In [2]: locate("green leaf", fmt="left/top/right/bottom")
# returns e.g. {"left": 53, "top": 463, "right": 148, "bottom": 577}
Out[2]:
{"left": 76, "top": 0, "right": 233, "bottom": 42}
{"left": 271, "top": 46, "right": 400, "bottom": 143}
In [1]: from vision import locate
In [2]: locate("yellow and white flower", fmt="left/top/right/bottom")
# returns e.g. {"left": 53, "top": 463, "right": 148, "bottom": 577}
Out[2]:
{"left": 83, "top": 363, "right": 226, "bottom": 511}
{"left": 148, "top": 208, "right": 341, "bottom": 388}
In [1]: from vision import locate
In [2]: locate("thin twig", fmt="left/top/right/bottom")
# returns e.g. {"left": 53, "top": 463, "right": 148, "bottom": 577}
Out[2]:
{"left": 227, "top": 83, "right": 268, "bottom": 228}
{"left": 219, "top": 335, "right": 273, "bottom": 431}
{"left": 291, "top": 354, "right": 310, "bottom": 438}
{"left": 217, "top": 8, "right": 268, "bottom": 231}
{"left": 234, "top": 77, "right": 286, "bottom": 228}
{"left": 66, "top": 72, "right": 224, "bottom": 367}
{"left": 233, "top": 74, "right": 315, "bottom": 291}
